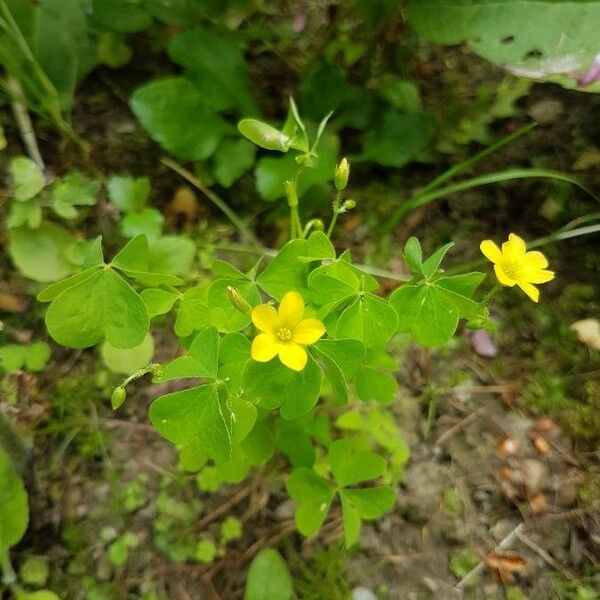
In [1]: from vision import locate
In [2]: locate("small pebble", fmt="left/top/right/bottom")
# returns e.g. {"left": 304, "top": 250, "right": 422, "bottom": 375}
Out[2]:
{"left": 352, "top": 586, "right": 377, "bottom": 600}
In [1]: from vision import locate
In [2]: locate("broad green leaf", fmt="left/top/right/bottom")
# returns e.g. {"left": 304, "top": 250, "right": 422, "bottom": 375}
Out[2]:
{"left": 336, "top": 293, "right": 398, "bottom": 347}
{"left": 343, "top": 487, "right": 395, "bottom": 519}
{"left": 121, "top": 208, "right": 164, "bottom": 241}
{"left": 243, "top": 356, "right": 323, "bottom": 420}
{"left": 8, "top": 223, "right": 75, "bottom": 282}
{"left": 422, "top": 242, "right": 454, "bottom": 278}
{"left": 219, "top": 332, "right": 251, "bottom": 392}
{"left": 230, "top": 396, "right": 257, "bottom": 443}
{"left": 308, "top": 260, "right": 361, "bottom": 307}
{"left": 287, "top": 468, "right": 335, "bottom": 536}
{"left": 276, "top": 423, "right": 315, "bottom": 468}
{"left": 406, "top": 0, "right": 600, "bottom": 92}
{"left": 149, "top": 384, "right": 232, "bottom": 462}
{"left": 101, "top": 333, "right": 154, "bottom": 374}
{"left": 239, "top": 422, "right": 275, "bottom": 466}
{"left": 130, "top": 78, "right": 233, "bottom": 160}
{"left": 213, "top": 259, "right": 247, "bottom": 280}
{"left": 359, "top": 110, "right": 436, "bottom": 167}
{"left": 89, "top": 0, "right": 152, "bottom": 33}
{"left": 436, "top": 272, "right": 486, "bottom": 298}
{"left": 162, "top": 355, "right": 209, "bottom": 381}
{"left": 354, "top": 366, "right": 398, "bottom": 404}
{"left": 51, "top": 172, "right": 99, "bottom": 219}
{"left": 141, "top": 288, "right": 178, "bottom": 317}
{"left": 174, "top": 287, "right": 210, "bottom": 337}
{"left": 238, "top": 119, "right": 291, "bottom": 152}
{"left": 0, "top": 345, "right": 26, "bottom": 372}
{"left": 244, "top": 549, "right": 294, "bottom": 600}
{"left": 97, "top": 31, "right": 133, "bottom": 68}
{"left": 313, "top": 338, "right": 365, "bottom": 379}
{"left": 255, "top": 132, "right": 339, "bottom": 201}
{"left": 310, "top": 346, "right": 349, "bottom": 405}
{"left": 107, "top": 175, "right": 150, "bottom": 213}
{"left": 340, "top": 489, "right": 361, "bottom": 547}
{"left": 188, "top": 327, "right": 220, "bottom": 379}
{"left": 45, "top": 268, "right": 149, "bottom": 349}
{"left": 24, "top": 342, "right": 51, "bottom": 372}
{"left": 403, "top": 236, "right": 423, "bottom": 274}
{"left": 213, "top": 138, "right": 256, "bottom": 187}
{"left": 257, "top": 233, "right": 335, "bottom": 299}
{"left": 0, "top": 447, "right": 29, "bottom": 552}
{"left": 207, "top": 279, "right": 260, "bottom": 332}
{"left": 7, "top": 199, "right": 42, "bottom": 229}
{"left": 328, "top": 440, "right": 387, "bottom": 488}
{"left": 215, "top": 447, "right": 249, "bottom": 483}
{"left": 15, "top": 591, "right": 61, "bottom": 600}
{"left": 37, "top": 266, "right": 102, "bottom": 302}
{"left": 168, "top": 29, "right": 256, "bottom": 115}
{"left": 10, "top": 157, "right": 45, "bottom": 200}
{"left": 389, "top": 284, "right": 459, "bottom": 346}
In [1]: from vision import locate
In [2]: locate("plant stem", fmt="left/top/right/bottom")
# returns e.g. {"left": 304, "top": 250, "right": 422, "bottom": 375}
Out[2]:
{"left": 423, "top": 386, "right": 438, "bottom": 440}
{"left": 161, "top": 157, "right": 260, "bottom": 247}
{"left": 327, "top": 191, "right": 342, "bottom": 237}
{"left": 482, "top": 283, "right": 502, "bottom": 304}
{"left": 5, "top": 76, "right": 44, "bottom": 170}
{"left": 386, "top": 168, "right": 597, "bottom": 234}
{"left": 1, "top": 551, "right": 16, "bottom": 586}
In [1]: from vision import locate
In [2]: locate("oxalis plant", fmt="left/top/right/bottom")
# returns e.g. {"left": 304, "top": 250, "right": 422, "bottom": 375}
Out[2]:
{"left": 4, "top": 101, "right": 557, "bottom": 575}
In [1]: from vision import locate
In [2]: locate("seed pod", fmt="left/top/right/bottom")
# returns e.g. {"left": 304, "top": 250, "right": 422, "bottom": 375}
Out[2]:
{"left": 227, "top": 286, "right": 252, "bottom": 316}
{"left": 111, "top": 386, "right": 126, "bottom": 410}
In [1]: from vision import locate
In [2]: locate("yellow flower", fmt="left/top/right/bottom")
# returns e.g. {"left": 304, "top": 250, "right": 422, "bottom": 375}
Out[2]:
{"left": 251, "top": 291, "right": 325, "bottom": 371}
{"left": 480, "top": 233, "right": 555, "bottom": 302}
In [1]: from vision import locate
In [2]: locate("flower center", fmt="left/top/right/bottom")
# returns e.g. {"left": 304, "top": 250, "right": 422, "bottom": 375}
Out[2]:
{"left": 277, "top": 327, "right": 292, "bottom": 341}
{"left": 500, "top": 259, "right": 523, "bottom": 280}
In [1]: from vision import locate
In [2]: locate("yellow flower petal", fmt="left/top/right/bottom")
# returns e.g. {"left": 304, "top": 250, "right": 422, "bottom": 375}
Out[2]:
{"left": 292, "top": 318, "right": 325, "bottom": 345}
{"left": 278, "top": 291, "right": 305, "bottom": 328}
{"left": 526, "top": 269, "right": 555, "bottom": 284}
{"left": 252, "top": 304, "right": 279, "bottom": 333}
{"left": 523, "top": 250, "right": 548, "bottom": 270}
{"left": 494, "top": 264, "right": 516, "bottom": 287}
{"left": 502, "top": 233, "right": 527, "bottom": 261}
{"left": 278, "top": 342, "right": 307, "bottom": 371}
{"left": 480, "top": 240, "right": 502, "bottom": 264}
{"left": 518, "top": 281, "right": 540, "bottom": 302}
{"left": 251, "top": 333, "right": 279, "bottom": 362}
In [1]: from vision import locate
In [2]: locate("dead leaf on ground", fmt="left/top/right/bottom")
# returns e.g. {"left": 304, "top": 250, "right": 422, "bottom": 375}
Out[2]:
{"left": 164, "top": 186, "right": 200, "bottom": 222}
{"left": 483, "top": 551, "right": 526, "bottom": 584}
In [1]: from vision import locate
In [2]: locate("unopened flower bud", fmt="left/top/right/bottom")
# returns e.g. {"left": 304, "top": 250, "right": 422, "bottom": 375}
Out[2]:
{"left": 227, "top": 286, "right": 252, "bottom": 316}
{"left": 312, "top": 219, "right": 325, "bottom": 231}
{"left": 151, "top": 363, "right": 164, "bottom": 381}
{"left": 111, "top": 386, "right": 126, "bottom": 410}
{"left": 342, "top": 199, "right": 356, "bottom": 211}
{"left": 284, "top": 180, "right": 298, "bottom": 207}
{"left": 335, "top": 158, "right": 350, "bottom": 191}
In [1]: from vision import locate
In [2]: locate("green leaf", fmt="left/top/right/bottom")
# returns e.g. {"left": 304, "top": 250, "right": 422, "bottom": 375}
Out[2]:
{"left": 107, "top": 175, "right": 150, "bottom": 213}
{"left": 24, "top": 341, "right": 51, "bottom": 372}
{"left": 436, "top": 272, "right": 486, "bottom": 298}
{"left": 141, "top": 288, "right": 178, "bottom": 317}
{"left": 0, "top": 447, "right": 29, "bottom": 552}
{"left": 7, "top": 199, "right": 42, "bottom": 229}
{"left": 121, "top": 208, "right": 164, "bottom": 241}
{"left": 336, "top": 293, "right": 398, "bottom": 347}
{"left": 354, "top": 366, "right": 398, "bottom": 404}
{"left": 174, "top": 286, "right": 210, "bottom": 337}
{"left": 328, "top": 439, "right": 387, "bottom": 488}
{"left": 130, "top": 77, "right": 232, "bottom": 161}
{"left": 89, "top": 0, "right": 152, "bottom": 33}
{"left": 195, "top": 539, "right": 217, "bottom": 564}
{"left": 19, "top": 555, "right": 49, "bottom": 587}
{"left": 218, "top": 332, "right": 251, "bottom": 393}
{"left": 220, "top": 516, "right": 243, "bottom": 544}
{"left": 240, "top": 422, "right": 275, "bottom": 466}
{"left": 0, "top": 345, "right": 26, "bottom": 372}
{"left": 168, "top": 29, "right": 256, "bottom": 115}
{"left": 207, "top": 279, "right": 260, "bottom": 332}
{"left": 230, "top": 396, "right": 257, "bottom": 443}
{"left": 311, "top": 345, "right": 349, "bottom": 404}
{"left": 10, "top": 157, "right": 45, "bottom": 200}
{"left": 213, "top": 138, "right": 257, "bottom": 187}
{"left": 101, "top": 333, "right": 154, "bottom": 374}
{"left": 50, "top": 171, "right": 99, "bottom": 219}
{"left": 341, "top": 487, "right": 396, "bottom": 519}
{"left": 257, "top": 233, "right": 335, "bottom": 300}
{"left": 389, "top": 284, "right": 459, "bottom": 346}
{"left": 45, "top": 268, "right": 149, "bottom": 349}
{"left": 150, "top": 236, "right": 196, "bottom": 276}
{"left": 149, "top": 384, "right": 232, "bottom": 462}
{"left": 255, "top": 132, "right": 339, "bottom": 201}
{"left": 242, "top": 356, "right": 323, "bottom": 419}
{"left": 308, "top": 260, "right": 361, "bottom": 307}
{"left": 403, "top": 236, "right": 423, "bottom": 274}
{"left": 244, "top": 549, "right": 294, "bottom": 600}
{"left": 287, "top": 468, "right": 335, "bottom": 536}
{"left": 8, "top": 223, "right": 75, "bottom": 282}
{"left": 421, "top": 242, "right": 454, "bottom": 278}
{"left": 339, "top": 488, "right": 361, "bottom": 547}
{"left": 162, "top": 327, "right": 220, "bottom": 380}
{"left": 406, "top": 0, "right": 600, "bottom": 92}
{"left": 312, "top": 339, "right": 365, "bottom": 379}
{"left": 37, "top": 266, "right": 102, "bottom": 302}
{"left": 359, "top": 110, "right": 436, "bottom": 167}
{"left": 276, "top": 423, "right": 315, "bottom": 468}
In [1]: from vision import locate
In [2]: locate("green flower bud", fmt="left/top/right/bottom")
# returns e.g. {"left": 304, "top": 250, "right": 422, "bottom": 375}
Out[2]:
{"left": 284, "top": 180, "right": 298, "bottom": 207}
{"left": 311, "top": 219, "right": 325, "bottom": 231}
{"left": 342, "top": 199, "right": 356, "bottom": 211}
{"left": 151, "top": 363, "right": 164, "bottom": 381}
{"left": 335, "top": 157, "right": 350, "bottom": 191}
{"left": 111, "top": 386, "right": 126, "bottom": 410}
{"left": 227, "top": 286, "right": 252, "bottom": 316}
